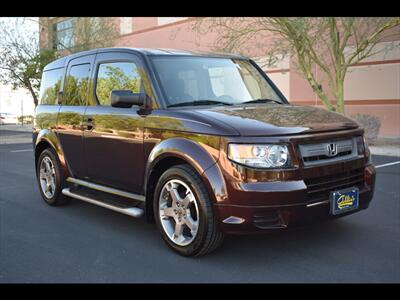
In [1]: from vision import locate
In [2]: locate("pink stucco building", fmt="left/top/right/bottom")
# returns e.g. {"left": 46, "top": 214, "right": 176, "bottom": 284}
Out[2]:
{"left": 41, "top": 17, "right": 400, "bottom": 137}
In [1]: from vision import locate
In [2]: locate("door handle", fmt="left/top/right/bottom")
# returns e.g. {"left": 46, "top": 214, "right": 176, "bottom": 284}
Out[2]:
{"left": 80, "top": 117, "right": 94, "bottom": 131}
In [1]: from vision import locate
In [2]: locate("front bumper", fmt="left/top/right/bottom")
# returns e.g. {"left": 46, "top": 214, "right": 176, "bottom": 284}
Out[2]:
{"left": 214, "top": 164, "right": 376, "bottom": 234}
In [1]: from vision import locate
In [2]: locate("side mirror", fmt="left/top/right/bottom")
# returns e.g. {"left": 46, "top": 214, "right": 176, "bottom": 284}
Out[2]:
{"left": 110, "top": 90, "right": 145, "bottom": 108}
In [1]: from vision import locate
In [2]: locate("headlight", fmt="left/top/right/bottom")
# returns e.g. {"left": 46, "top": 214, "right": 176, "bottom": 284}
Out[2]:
{"left": 228, "top": 144, "right": 290, "bottom": 168}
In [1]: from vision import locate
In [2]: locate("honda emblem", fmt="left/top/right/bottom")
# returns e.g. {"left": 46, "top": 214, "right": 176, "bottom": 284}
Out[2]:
{"left": 326, "top": 143, "right": 338, "bottom": 157}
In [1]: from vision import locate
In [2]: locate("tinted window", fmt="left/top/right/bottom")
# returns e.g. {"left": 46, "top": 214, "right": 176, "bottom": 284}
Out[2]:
{"left": 39, "top": 68, "right": 64, "bottom": 105}
{"left": 63, "top": 64, "right": 90, "bottom": 106}
{"left": 96, "top": 62, "right": 142, "bottom": 105}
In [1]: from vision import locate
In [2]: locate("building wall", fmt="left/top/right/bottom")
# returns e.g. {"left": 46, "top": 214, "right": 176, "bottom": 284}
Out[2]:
{"left": 40, "top": 17, "right": 400, "bottom": 137}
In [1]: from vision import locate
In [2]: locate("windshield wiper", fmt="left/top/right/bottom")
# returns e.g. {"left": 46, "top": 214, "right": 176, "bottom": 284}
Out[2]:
{"left": 168, "top": 100, "right": 233, "bottom": 108}
{"left": 241, "top": 98, "right": 283, "bottom": 105}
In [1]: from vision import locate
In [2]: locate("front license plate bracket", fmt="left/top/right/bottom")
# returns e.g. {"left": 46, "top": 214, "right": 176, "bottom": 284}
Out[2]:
{"left": 330, "top": 187, "right": 359, "bottom": 215}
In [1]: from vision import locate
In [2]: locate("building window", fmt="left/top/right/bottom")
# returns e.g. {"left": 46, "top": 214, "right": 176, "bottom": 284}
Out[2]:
{"left": 157, "top": 17, "right": 188, "bottom": 26}
{"left": 120, "top": 17, "right": 132, "bottom": 35}
{"left": 53, "top": 18, "right": 74, "bottom": 51}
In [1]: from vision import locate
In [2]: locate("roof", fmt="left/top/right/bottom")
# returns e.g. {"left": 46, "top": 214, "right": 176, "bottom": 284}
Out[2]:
{"left": 43, "top": 47, "right": 249, "bottom": 71}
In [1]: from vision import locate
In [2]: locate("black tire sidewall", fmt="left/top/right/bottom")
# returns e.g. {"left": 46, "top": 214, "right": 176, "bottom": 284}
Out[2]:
{"left": 36, "top": 148, "right": 66, "bottom": 206}
{"left": 153, "top": 165, "right": 212, "bottom": 257}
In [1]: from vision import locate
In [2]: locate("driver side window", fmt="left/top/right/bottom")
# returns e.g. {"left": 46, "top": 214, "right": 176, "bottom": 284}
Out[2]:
{"left": 95, "top": 61, "right": 142, "bottom": 106}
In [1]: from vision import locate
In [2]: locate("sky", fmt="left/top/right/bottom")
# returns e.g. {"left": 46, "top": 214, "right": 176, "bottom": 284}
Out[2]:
{"left": 0, "top": 17, "right": 39, "bottom": 117}
{"left": 0, "top": 17, "right": 39, "bottom": 34}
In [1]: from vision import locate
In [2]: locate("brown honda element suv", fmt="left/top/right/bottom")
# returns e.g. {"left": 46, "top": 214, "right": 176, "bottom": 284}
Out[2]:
{"left": 33, "top": 48, "right": 376, "bottom": 256}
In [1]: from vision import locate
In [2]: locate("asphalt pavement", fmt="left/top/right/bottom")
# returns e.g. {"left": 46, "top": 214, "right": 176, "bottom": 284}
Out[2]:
{"left": 0, "top": 139, "right": 399, "bottom": 283}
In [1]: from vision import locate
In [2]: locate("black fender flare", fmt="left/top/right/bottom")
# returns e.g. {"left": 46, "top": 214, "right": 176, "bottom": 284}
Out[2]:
{"left": 34, "top": 129, "right": 70, "bottom": 177}
{"left": 144, "top": 137, "right": 228, "bottom": 204}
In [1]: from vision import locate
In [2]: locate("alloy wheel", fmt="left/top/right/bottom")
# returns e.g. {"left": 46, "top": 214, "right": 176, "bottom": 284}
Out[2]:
{"left": 39, "top": 156, "right": 56, "bottom": 199}
{"left": 158, "top": 179, "right": 199, "bottom": 246}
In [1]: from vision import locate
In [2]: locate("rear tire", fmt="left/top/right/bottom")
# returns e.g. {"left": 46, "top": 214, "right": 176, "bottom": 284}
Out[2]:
{"left": 153, "top": 164, "right": 224, "bottom": 257}
{"left": 36, "top": 148, "right": 70, "bottom": 206}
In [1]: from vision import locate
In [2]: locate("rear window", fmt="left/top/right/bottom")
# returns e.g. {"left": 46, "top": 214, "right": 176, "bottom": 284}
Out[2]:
{"left": 39, "top": 68, "right": 64, "bottom": 105}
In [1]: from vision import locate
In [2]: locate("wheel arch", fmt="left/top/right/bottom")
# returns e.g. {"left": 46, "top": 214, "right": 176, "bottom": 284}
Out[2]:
{"left": 34, "top": 129, "right": 69, "bottom": 177}
{"left": 144, "top": 138, "right": 227, "bottom": 222}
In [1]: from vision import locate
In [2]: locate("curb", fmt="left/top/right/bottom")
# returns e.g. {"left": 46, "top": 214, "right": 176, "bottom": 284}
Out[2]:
{"left": 370, "top": 146, "right": 400, "bottom": 157}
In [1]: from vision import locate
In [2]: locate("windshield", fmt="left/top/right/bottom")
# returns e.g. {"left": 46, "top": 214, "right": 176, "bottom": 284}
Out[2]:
{"left": 151, "top": 56, "right": 285, "bottom": 107}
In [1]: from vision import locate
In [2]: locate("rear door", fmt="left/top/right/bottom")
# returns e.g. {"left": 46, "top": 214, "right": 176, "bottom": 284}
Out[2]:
{"left": 83, "top": 52, "right": 146, "bottom": 193}
{"left": 57, "top": 54, "right": 95, "bottom": 178}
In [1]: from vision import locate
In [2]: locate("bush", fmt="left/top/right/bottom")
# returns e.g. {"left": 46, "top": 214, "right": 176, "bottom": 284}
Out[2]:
{"left": 18, "top": 115, "right": 33, "bottom": 124}
{"left": 350, "top": 114, "right": 381, "bottom": 144}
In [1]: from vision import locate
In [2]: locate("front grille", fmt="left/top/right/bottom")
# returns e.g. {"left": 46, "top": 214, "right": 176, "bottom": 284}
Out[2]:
{"left": 299, "top": 138, "right": 358, "bottom": 166}
{"left": 304, "top": 168, "right": 365, "bottom": 203}
{"left": 303, "top": 150, "right": 352, "bottom": 163}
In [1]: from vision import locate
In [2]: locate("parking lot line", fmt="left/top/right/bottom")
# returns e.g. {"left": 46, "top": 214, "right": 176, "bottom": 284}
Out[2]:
{"left": 375, "top": 161, "right": 400, "bottom": 169}
{"left": 10, "top": 149, "right": 33, "bottom": 153}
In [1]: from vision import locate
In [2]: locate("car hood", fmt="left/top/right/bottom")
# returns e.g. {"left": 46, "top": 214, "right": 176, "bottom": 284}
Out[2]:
{"left": 196, "top": 104, "right": 359, "bottom": 136}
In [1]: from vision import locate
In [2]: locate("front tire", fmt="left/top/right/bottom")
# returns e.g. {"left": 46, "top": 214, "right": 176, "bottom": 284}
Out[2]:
{"left": 36, "top": 148, "right": 70, "bottom": 206}
{"left": 153, "top": 164, "right": 224, "bottom": 257}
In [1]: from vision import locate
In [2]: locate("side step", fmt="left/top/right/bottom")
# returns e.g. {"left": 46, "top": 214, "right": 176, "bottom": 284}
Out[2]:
{"left": 66, "top": 177, "right": 145, "bottom": 202}
{"left": 62, "top": 188, "right": 144, "bottom": 218}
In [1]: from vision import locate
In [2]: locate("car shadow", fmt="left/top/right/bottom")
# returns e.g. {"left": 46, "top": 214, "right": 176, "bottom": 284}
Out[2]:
{"left": 64, "top": 198, "right": 364, "bottom": 265}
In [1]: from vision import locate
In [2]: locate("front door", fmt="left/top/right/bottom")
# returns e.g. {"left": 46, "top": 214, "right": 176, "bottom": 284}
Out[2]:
{"left": 57, "top": 55, "right": 95, "bottom": 178}
{"left": 83, "top": 52, "right": 146, "bottom": 194}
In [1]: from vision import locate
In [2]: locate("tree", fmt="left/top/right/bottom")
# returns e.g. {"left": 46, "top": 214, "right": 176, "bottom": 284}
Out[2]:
{"left": 193, "top": 17, "right": 400, "bottom": 114}
{"left": 50, "top": 17, "right": 118, "bottom": 53}
{"left": 0, "top": 17, "right": 118, "bottom": 107}
{"left": 0, "top": 18, "right": 56, "bottom": 106}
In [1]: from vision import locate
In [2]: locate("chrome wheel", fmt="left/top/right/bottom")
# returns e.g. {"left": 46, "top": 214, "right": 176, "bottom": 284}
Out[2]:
{"left": 39, "top": 156, "right": 56, "bottom": 199}
{"left": 159, "top": 179, "right": 199, "bottom": 246}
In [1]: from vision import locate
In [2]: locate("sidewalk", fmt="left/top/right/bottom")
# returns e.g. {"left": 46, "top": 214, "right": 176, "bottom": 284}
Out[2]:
{"left": 0, "top": 124, "right": 32, "bottom": 144}
{"left": 369, "top": 137, "right": 400, "bottom": 157}
{"left": 0, "top": 124, "right": 33, "bottom": 132}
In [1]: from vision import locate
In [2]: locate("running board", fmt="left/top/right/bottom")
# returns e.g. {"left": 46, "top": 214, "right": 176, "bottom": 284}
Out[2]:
{"left": 62, "top": 188, "right": 144, "bottom": 218}
{"left": 66, "top": 177, "right": 145, "bottom": 202}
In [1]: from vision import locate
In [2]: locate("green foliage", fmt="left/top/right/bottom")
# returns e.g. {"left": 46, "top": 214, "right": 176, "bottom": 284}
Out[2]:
{"left": 96, "top": 65, "right": 141, "bottom": 105}
{"left": 35, "top": 112, "right": 57, "bottom": 129}
{"left": 63, "top": 75, "right": 89, "bottom": 106}
{"left": 18, "top": 115, "right": 33, "bottom": 124}
{"left": 60, "top": 17, "right": 118, "bottom": 53}
{"left": 0, "top": 17, "right": 118, "bottom": 107}
{"left": 0, "top": 18, "right": 57, "bottom": 106}
{"left": 40, "top": 78, "right": 62, "bottom": 105}
{"left": 57, "top": 112, "right": 83, "bottom": 126}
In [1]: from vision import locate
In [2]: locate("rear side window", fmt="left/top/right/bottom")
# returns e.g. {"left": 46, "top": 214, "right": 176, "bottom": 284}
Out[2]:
{"left": 95, "top": 62, "right": 142, "bottom": 105}
{"left": 39, "top": 68, "right": 64, "bottom": 105}
{"left": 63, "top": 64, "right": 91, "bottom": 106}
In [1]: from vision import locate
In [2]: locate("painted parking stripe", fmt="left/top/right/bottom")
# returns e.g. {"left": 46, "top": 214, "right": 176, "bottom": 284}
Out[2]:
{"left": 10, "top": 149, "right": 33, "bottom": 153}
{"left": 375, "top": 161, "right": 400, "bottom": 169}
